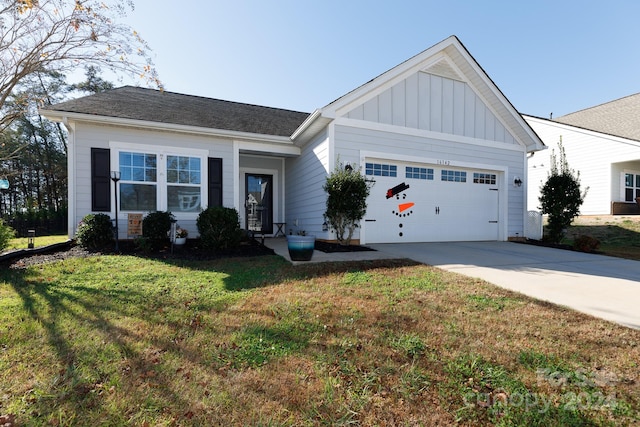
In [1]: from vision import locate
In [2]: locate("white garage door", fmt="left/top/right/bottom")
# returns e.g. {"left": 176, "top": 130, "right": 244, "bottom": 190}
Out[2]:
{"left": 363, "top": 161, "right": 500, "bottom": 243}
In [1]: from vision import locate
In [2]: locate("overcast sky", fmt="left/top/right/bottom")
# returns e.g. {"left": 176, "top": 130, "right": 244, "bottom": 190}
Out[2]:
{"left": 109, "top": 0, "right": 640, "bottom": 118}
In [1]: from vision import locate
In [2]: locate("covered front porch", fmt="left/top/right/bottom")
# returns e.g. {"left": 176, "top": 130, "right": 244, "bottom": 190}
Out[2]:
{"left": 237, "top": 148, "right": 297, "bottom": 237}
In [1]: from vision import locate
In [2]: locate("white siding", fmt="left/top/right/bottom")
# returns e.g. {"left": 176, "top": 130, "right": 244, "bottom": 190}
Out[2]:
{"left": 334, "top": 124, "right": 526, "bottom": 240}
{"left": 72, "top": 122, "right": 236, "bottom": 238}
{"left": 525, "top": 116, "right": 640, "bottom": 215}
{"left": 346, "top": 72, "right": 518, "bottom": 146}
{"left": 285, "top": 130, "right": 330, "bottom": 236}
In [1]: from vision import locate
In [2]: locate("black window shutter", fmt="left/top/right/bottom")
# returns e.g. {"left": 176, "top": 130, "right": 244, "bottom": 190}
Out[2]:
{"left": 91, "top": 148, "right": 111, "bottom": 211}
{"left": 208, "top": 157, "right": 223, "bottom": 207}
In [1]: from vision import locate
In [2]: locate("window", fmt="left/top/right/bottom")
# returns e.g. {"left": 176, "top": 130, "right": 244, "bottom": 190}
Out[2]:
{"left": 441, "top": 169, "right": 467, "bottom": 183}
{"left": 406, "top": 166, "right": 434, "bottom": 180}
{"left": 167, "top": 155, "right": 201, "bottom": 212}
{"left": 119, "top": 151, "right": 157, "bottom": 211}
{"left": 473, "top": 172, "right": 496, "bottom": 185}
{"left": 624, "top": 173, "right": 640, "bottom": 202}
{"left": 114, "top": 145, "right": 206, "bottom": 214}
{"left": 366, "top": 162, "right": 397, "bottom": 177}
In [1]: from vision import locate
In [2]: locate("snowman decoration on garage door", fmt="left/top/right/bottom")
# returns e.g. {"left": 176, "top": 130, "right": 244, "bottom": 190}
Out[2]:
{"left": 386, "top": 182, "right": 415, "bottom": 238}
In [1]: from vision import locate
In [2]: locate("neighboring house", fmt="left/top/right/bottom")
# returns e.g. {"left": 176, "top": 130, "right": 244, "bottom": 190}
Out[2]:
{"left": 525, "top": 93, "right": 640, "bottom": 216}
{"left": 41, "top": 35, "right": 545, "bottom": 244}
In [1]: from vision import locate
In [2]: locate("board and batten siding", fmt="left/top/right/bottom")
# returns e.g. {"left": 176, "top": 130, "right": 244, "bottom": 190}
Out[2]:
{"left": 71, "top": 122, "right": 235, "bottom": 236}
{"left": 334, "top": 124, "right": 527, "bottom": 239}
{"left": 525, "top": 116, "right": 640, "bottom": 215}
{"left": 285, "top": 130, "right": 330, "bottom": 236}
{"left": 346, "top": 72, "right": 517, "bottom": 146}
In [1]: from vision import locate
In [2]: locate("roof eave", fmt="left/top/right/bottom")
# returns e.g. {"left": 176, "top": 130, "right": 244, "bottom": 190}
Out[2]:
{"left": 40, "top": 109, "right": 296, "bottom": 145}
{"left": 290, "top": 109, "right": 332, "bottom": 146}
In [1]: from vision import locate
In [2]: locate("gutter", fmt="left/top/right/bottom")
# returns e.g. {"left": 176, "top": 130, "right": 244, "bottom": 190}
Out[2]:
{"left": 290, "top": 109, "right": 322, "bottom": 141}
{"left": 40, "top": 110, "right": 295, "bottom": 146}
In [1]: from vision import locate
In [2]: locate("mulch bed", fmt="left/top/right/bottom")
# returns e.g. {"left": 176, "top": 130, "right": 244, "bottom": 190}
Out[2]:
{"left": 1, "top": 238, "right": 275, "bottom": 270}
{"left": 2, "top": 237, "right": 379, "bottom": 270}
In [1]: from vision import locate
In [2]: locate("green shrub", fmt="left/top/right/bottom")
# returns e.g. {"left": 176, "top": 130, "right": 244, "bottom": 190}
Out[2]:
{"left": 133, "top": 236, "right": 154, "bottom": 253}
{"left": 197, "top": 206, "right": 242, "bottom": 251}
{"left": 539, "top": 142, "right": 587, "bottom": 243}
{"left": 0, "top": 219, "right": 16, "bottom": 251}
{"left": 323, "top": 162, "right": 373, "bottom": 245}
{"left": 573, "top": 235, "right": 600, "bottom": 253}
{"left": 142, "top": 211, "right": 175, "bottom": 250}
{"left": 76, "top": 213, "right": 113, "bottom": 250}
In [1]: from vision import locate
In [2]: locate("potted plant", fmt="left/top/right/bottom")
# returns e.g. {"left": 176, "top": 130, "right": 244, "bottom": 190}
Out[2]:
{"left": 174, "top": 227, "right": 188, "bottom": 245}
{"left": 286, "top": 231, "right": 315, "bottom": 261}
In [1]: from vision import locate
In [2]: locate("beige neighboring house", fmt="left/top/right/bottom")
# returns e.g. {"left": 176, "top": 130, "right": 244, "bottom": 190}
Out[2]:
{"left": 525, "top": 93, "right": 640, "bottom": 215}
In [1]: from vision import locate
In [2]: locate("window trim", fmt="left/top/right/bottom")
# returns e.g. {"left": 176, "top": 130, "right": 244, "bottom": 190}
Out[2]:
{"left": 472, "top": 172, "right": 497, "bottom": 185}
{"left": 405, "top": 166, "right": 434, "bottom": 180}
{"left": 109, "top": 142, "right": 208, "bottom": 218}
{"left": 441, "top": 169, "right": 467, "bottom": 183}
{"left": 622, "top": 169, "right": 640, "bottom": 202}
{"left": 365, "top": 162, "right": 398, "bottom": 177}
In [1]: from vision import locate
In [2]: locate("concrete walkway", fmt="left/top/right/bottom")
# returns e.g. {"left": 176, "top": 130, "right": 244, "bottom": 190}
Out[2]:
{"left": 264, "top": 238, "right": 640, "bottom": 330}
{"left": 263, "top": 237, "right": 398, "bottom": 265}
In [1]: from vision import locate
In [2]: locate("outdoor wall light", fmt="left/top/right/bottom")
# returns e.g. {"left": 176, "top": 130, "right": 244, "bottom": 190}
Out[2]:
{"left": 513, "top": 177, "right": 523, "bottom": 187}
{"left": 344, "top": 163, "right": 353, "bottom": 172}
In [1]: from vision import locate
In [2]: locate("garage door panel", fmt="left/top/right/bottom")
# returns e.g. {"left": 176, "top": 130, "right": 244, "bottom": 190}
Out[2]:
{"left": 363, "top": 160, "right": 500, "bottom": 243}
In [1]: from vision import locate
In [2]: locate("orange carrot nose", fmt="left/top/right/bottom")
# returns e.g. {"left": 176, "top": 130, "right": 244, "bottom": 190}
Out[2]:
{"left": 398, "top": 202, "right": 414, "bottom": 212}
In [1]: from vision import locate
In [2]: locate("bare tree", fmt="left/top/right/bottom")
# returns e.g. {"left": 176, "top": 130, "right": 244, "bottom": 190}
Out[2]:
{"left": 0, "top": 0, "right": 161, "bottom": 130}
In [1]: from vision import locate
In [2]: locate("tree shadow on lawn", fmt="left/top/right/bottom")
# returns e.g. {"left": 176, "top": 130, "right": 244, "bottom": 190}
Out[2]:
{"left": 3, "top": 266, "right": 235, "bottom": 424}
{"left": 160, "top": 254, "right": 419, "bottom": 292}
{"left": 2, "top": 254, "right": 418, "bottom": 424}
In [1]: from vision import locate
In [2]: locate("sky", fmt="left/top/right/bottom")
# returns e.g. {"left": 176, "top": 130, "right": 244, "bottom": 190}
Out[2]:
{"left": 107, "top": 0, "right": 640, "bottom": 118}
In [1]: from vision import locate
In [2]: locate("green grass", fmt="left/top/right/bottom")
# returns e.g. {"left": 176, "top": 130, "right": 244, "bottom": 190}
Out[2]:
{"left": 563, "top": 216, "right": 640, "bottom": 260}
{"left": 3, "top": 233, "right": 68, "bottom": 252}
{"left": 1, "top": 254, "right": 639, "bottom": 426}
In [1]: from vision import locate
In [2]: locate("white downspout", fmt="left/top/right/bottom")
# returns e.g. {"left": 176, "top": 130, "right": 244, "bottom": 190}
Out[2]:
{"left": 63, "top": 117, "right": 76, "bottom": 239}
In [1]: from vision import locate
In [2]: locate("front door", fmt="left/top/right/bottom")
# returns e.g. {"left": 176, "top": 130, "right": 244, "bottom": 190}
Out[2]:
{"left": 245, "top": 174, "right": 273, "bottom": 234}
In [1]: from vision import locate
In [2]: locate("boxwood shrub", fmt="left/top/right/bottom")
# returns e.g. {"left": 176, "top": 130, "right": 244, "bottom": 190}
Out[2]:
{"left": 197, "top": 207, "right": 243, "bottom": 251}
{"left": 76, "top": 213, "right": 113, "bottom": 250}
{"left": 141, "top": 211, "right": 175, "bottom": 250}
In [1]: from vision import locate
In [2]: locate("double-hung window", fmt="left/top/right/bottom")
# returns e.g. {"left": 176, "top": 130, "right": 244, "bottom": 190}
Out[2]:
{"left": 167, "top": 155, "right": 201, "bottom": 212}
{"left": 112, "top": 143, "right": 207, "bottom": 215}
{"left": 119, "top": 152, "right": 157, "bottom": 211}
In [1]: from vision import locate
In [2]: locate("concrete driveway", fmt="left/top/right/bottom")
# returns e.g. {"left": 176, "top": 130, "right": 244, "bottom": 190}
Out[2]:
{"left": 369, "top": 241, "right": 640, "bottom": 330}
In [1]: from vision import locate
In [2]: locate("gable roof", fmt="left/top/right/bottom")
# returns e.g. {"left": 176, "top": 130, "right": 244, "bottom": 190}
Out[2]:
{"left": 41, "top": 86, "right": 310, "bottom": 137}
{"left": 555, "top": 93, "right": 640, "bottom": 142}
{"left": 292, "top": 35, "right": 545, "bottom": 152}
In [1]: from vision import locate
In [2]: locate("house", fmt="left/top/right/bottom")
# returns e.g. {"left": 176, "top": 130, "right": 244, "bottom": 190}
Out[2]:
{"left": 525, "top": 93, "right": 640, "bottom": 215}
{"left": 41, "top": 35, "right": 545, "bottom": 244}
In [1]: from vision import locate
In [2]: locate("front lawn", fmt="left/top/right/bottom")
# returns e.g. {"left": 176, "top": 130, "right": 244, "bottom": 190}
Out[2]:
{"left": 3, "top": 233, "right": 69, "bottom": 252}
{"left": 1, "top": 254, "right": 638, "bottom": 426}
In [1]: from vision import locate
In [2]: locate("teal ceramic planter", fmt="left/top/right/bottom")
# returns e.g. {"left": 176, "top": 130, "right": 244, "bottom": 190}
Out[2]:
{"left": 286, "top": 235, "right": 316, "bottom": 261}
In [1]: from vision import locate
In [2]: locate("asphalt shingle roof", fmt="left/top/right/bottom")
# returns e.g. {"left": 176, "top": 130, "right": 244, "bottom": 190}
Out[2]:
{"left": 44, "top": 86, "right": 311, "bottom": 137}
{"left": 555, "top": 93, "right": 640, "bottom": 141}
